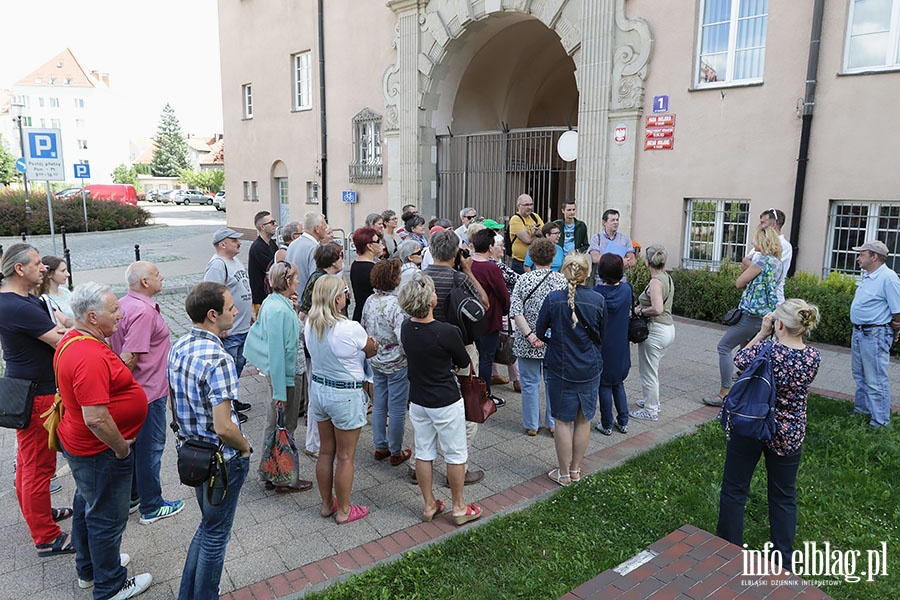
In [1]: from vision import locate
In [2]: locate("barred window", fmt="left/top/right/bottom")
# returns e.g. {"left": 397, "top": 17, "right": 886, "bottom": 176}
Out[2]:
{"left": 349, "top": 108, "right": 383, "bottom": 184}
{"left": 683, "top": 199, "right": 750, "bottom": 269}
{"left": 826, "top": 201, "right": 900, "bottom": 275}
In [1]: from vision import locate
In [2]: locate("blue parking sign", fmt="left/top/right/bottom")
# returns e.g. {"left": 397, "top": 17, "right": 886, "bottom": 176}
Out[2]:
{"left": 28, "top": 131, "right": 59, "bottom": 158}
{"left": 25, "top": 128, "right": 65, "bottom": 181}
{"left": 74, "top": 164, "right": 91, "bottom": 179}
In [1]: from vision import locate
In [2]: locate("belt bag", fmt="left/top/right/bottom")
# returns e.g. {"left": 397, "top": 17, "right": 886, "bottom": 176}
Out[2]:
{"left": 177, "top": 439, "right": 220, "bottom": 487}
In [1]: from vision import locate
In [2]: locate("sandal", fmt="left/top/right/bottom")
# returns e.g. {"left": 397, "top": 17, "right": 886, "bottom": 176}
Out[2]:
{"left": 373, "top": 448, "right": 391, "bottom": 461}
{"left": 569, "top": 469, "right": 582, "bottom": 483}
{"left": 321, "top": 496, "right": 337, "bottom": 518}
{"left": 422, "top": 499, "right": 445, "bottom": 522}
{"left": 547, "top": 468, "right": 571, "bottom": 487}
{"left": 335, "top": 504, "right": 368, "bottom": 525}
{"left": 36, "top": 532, "right": 75, "bottom": 557}
{"left": 452, "top": 503, "right": 482, "bottom": 526}
{"left": 390, "top": 449, "right": 412, "bottom": 466}
{"left": 51, "top": 507, "right": 73, "bottom": 522}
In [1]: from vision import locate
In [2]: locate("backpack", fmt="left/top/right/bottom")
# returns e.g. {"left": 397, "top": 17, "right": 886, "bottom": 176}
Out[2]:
{"left": 720, "top": 341, "right": 777, "bottom": 441}
{"left": 503, "top": 214, "right": 535, "bottom": 258}
{"left": 446, "top": 270, "right": 488, "bottom": 345}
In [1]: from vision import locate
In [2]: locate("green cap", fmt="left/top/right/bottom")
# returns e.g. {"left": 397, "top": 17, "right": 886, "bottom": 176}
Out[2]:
{"left": 482, "top": 218, "right": 504, "bottom": 230}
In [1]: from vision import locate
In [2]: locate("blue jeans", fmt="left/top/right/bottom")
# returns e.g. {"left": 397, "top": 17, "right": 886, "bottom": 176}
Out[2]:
{"left": 64, "top": 445, "right": 133, "bottom": 600}
{"left": 851, "top": 325, "right": 893, "bottom": 427}
{"left": 372, "top": 366, "right": 409, "bottom": 455}
{"left": 222, "top": 332, "right": 247, "bottom": 377}
{"left": 475, "top": 330, "right": 500, "bottom": 395}
{"left": 599, "top": 382, "right": 628, "bottom": 430}
{"left": 179, "top": 455, "right": 250, "bottom": 600}
{"left": 519, "top": 357, "right": 554, "bottom": 431}
{"left": 717, "top": 313, "right": 763, "bottom": 389}
{"left": 132, "top": 396, "right": 167, "bottom": 515}
{"left": 717, "top": 434, "right": 802, "bottom": 564}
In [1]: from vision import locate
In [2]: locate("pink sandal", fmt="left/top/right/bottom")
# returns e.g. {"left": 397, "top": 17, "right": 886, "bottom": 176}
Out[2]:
{"left": 320, "top": 496, "right": 337, "bottom": 518}
{"left": 422, "top": 499, "right": 445, "bottom": 523}
{"left": 335, "top": 504, "right": 368, "bottom": 525}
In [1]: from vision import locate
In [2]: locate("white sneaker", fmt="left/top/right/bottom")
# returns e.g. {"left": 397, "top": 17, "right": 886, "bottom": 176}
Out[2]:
{"left": 636, "top": 399, "right": 645, "bottom": 409}
{"left": 629, "top": 408, "right": 659, "bottom": 421}
{"left": 77, "top": 553, "right": 131, "bottom": 589}
{"left": 109, "top": 573, "right": 152, "bottom": 600}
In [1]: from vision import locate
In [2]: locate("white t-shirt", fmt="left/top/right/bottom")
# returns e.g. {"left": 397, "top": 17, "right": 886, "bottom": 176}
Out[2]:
{"left": 305, "top": 319, "right": 368, "bottom": 380}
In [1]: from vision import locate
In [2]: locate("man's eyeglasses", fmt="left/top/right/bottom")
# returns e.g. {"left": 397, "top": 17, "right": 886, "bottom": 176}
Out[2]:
{"left": 262, "top": 220, "right": 276, "bottom": 227}
{"left": 463, "top": 214, "right": 477, "bottom": 221}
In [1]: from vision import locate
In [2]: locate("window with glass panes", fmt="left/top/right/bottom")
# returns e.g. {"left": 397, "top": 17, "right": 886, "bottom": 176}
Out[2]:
{"left": 845, "top": 0, "right": 900, "bottom": 71}
{"left": 826, "top": 201, "right": 900, "bottom": 275}
{"left": 293, "top": 52, "right": 312, "bottom": 110}
{"left": 242, "top": 84, "right": 253, "bottom": 119}
{"left": 350, "top": 108, "right": 383, "bottom": 184}
{"left": 683, "top": 199, "right": 750, "bottom": 269}
{"left": 696, "top": 0, "right": 768, "bottom": 86}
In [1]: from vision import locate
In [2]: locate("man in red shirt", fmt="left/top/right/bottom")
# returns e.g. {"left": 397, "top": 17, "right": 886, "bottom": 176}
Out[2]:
{"left": 57, "top": 282, "right": 152, "bottom": 600}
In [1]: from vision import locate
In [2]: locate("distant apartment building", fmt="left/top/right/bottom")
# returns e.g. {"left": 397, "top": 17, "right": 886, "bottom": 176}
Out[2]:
{"left": 1, "top": 48, "right": 127, "bottom": 186}
{"left": 218, "top": 1, "right": 900, "bottom": 277}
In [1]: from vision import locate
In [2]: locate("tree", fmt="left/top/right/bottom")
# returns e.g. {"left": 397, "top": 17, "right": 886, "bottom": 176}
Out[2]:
{"left": 0, "top": 134, "right": 17, "bottom": 187}
{"left": 179, "top": 168, "right": 225, "bottom": 192}
{"left": 150, "top": 104, "right": 190, "bottom": 177}
{"left": 111, "top": 163, "right": 139, "bottom": 185}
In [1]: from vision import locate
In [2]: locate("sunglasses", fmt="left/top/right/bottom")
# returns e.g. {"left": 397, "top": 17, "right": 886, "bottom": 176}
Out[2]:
{"left": 463, "top": 214, "right": 477, "bottom": 220}
{"left": 262, "top": 220, "right": 276, "bottom": 227}
{"left": 410, "top": 250, "right": 423, "bottom": 256}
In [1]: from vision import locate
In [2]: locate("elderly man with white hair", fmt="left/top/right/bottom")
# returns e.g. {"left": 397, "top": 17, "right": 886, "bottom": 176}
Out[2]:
{"left": 57, "top": 282, "right": 152, "bottom": 599}
{"left": 109, "top": 262, "right": 185, "bottom": 527}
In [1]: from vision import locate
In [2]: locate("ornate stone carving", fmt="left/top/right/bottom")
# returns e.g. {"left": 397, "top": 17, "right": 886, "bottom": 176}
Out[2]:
{"left": 382, "top": 62, "right": 401, "bottom": 132}
{"left": 610, "top": 0, "right": 653, "bottom": 111}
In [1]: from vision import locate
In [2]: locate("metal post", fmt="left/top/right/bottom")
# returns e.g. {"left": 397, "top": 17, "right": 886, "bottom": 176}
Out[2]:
{"left": 81, "top": 185, "right": 89, "bottom": 232}
{"left": 46, "top": 182, "right": 57, "bottom": 255}
{"left": 134, "top": 245, "right": 141, "bottom": 261}
{"left": 64, "top": 247, "right": 74, "bottom": 290}
{"left": 12, "top": 110, "right": 31, "bottom": 234}
{"left": 60, "top": 225, "right": 67, "bottom": 252}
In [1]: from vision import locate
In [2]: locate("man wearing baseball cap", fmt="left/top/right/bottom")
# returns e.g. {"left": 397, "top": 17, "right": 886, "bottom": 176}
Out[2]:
{"left": 204, "top": 228, "right": 255, "bottom": 421}
{"left": 849, "top": 240, "right": 900, "bottom": 429}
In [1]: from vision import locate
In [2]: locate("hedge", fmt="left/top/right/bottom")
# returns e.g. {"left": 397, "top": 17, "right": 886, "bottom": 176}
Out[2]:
{"left": 625, "top": 258, "right": 869, "bottom": 351}
{"left": 0, "top": 190, "right": 151, "bottom": 235}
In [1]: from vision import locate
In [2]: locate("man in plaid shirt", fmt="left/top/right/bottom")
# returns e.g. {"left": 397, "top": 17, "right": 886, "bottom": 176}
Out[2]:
{"left": 167, "top": 282, "right": 252, "bottom": 600}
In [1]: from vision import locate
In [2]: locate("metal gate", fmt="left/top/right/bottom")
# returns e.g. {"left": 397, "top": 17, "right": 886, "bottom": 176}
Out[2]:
{"left": 436, "top": 128, "right": 577, "bottom": 225}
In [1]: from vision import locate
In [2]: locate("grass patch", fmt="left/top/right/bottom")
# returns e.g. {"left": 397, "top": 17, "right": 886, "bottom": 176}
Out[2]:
{"left": 308, "top": 395, "right": 898, "bottom": 600}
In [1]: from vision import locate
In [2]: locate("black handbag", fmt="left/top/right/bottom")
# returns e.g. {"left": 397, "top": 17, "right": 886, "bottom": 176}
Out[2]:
{"left": 629, "top": 299, "right": 650, "bottom": 344}
{"left": 0, "top": 377, "right": 38, "bottom": 429}
{"left": 722, "top": 307, "right": 742, "bottom": 326}
{"left": 494, "top": 318, "right": 516, "bottom": 365}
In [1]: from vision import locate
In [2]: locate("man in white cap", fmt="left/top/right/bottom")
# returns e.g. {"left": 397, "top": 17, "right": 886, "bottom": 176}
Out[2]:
{"left": 204, "top": 228, "right": 254, "bottom": 421}
{"left": 849, "top": 240, "right": 900, "bottom": 429}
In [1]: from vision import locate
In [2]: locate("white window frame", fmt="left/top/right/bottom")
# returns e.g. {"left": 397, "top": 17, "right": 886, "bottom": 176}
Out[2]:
{"left": 293, "top": 51, "right": 312, "bottom": 111}
{"left": 251, "top": 181, "right": 259, "bottom": 202}
{"left": 242, "top": 84, "right": 253, "bottom": 119}
{"left": 49, "top": 97, "right": 60, "bottom": 108}
{"left": 683, "top": 199, "right": 751, "bottom": 269}
{"left": 243, "top": 180, "right": 251, "bottom": 201}
{"left": 844, "top": 0, "right": 900, "bottom": 72}
{"left": 695, "top": 0, "right": 768, "bottom": 87}
{"left": 77, "top": 139, "right": 88, "bottom": 150}
{"left": 50, "top": 119, "right": 61, "bottom": 129}
{"left": 825, "top": 201, "right": 900, "bottom": 276}
{"left": 349, "top": 108, "right": 383, "bottom": 184}
{"left": 38, "top": 97, "right": 45, "bottom": 108}
{"left": 75, "top": 98, "right": 85, "bottom": 108}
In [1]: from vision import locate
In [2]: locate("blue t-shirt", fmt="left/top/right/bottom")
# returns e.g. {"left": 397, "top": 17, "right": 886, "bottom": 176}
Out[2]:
{"left": 562, "top": 223, "right": 576, "bottom": 253}
{"left": 524, "top": 245, "right": 565, "bottom": 273}
{"left": 0, "top": 292, "right": 58, "bottom": 395}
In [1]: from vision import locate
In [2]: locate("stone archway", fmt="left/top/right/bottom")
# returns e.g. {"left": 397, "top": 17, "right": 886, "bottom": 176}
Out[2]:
{"left": 384, "top": 0, "right": 652, "bottom": 232}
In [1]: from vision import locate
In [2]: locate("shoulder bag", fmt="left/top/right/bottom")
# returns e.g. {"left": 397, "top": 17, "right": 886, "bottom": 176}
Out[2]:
{"left": 628, "top": 297, "right": 650, "bottom": 344}
{"left": 0, "top": 378, "right": 38, "bottom": 430}
{"left": 494, "top": 317, "right": 516, "bottom": 365}
{"left": 169, "top": 394, "right": 230, "bottom": 505}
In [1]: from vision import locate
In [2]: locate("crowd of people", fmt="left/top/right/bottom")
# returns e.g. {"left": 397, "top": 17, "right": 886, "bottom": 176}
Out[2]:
{"left": 1, "top": 195, "right": 897, "bottom": 599}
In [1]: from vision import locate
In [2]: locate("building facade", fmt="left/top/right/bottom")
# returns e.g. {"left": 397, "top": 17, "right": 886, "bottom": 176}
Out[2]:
{"left": 218, "top": 0, "right": 900, "bottom": 277}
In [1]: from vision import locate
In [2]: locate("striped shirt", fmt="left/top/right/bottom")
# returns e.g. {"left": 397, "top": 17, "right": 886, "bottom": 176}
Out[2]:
{"left": 167, "top": 327, "right": 243, "bottom": 460}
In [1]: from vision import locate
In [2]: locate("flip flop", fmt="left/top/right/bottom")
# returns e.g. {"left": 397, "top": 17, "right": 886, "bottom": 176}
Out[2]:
{"left": 452, "top": 503, "right": 482, "bottom": 526}
{"left": 51, "top": 507, "right": 73, "bottom": 522}
{"left": 321, "top": 496, "right": 337, "bottom": 518}
{"left": 335, "top": 504, "right": 368, "bottom": 525}
{"left": 36, "top": 532, "right": 75, "bottom": 557}
{"left": 547, "top": 468, "right": 571, "bottom": 487}
{"left": 422, "top": 499, "right": 445, "bottom": 523}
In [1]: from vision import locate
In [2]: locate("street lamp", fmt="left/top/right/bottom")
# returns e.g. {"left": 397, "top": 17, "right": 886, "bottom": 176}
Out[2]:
{"left": 10, "top": 101, "right": 31, "bottom": 234}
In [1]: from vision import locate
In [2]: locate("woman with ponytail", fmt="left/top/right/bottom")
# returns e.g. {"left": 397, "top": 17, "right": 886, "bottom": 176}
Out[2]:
{"left": 716, "top": 298, "right": 821, "bottom": 566}
{"left": 535, "top": 252, "right": 606, "bottom": 486}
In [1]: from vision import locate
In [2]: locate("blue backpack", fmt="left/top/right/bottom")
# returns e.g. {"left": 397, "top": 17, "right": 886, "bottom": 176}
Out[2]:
{"left": 720, "top": 341, "right": 777, "bottom": 440}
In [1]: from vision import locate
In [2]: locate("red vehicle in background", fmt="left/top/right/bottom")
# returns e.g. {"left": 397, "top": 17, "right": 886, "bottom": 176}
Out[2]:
{"left": 83, "top": 184, "right": 138, "bottom": 206}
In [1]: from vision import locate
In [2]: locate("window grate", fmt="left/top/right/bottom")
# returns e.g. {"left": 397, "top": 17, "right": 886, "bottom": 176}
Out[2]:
{"left": 826, "top": 201, "right": 900, "bottom": 275}
{"left": 683, "top": 199, "right": 750, "bottom": 270}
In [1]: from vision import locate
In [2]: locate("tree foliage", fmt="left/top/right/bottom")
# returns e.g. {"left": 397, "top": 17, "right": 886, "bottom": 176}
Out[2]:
{"left": 179, "top": 168, "right": 225, "bottom": 192}
{"left": 150, "top": 104, "right": 190, "bottom": 177}
{"left": 0, "top": 134, "right": 18, "bottom": 187}
{"left": 111, "top": 163, "right": 139, "bottom": 186}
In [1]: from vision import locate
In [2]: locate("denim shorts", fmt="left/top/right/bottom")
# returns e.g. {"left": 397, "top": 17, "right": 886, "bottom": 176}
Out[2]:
{"left": 311, "top": 380, "right": 368, "bottom": 431}
{"left": 409, "top": 400, "right": 467, "bottom": 464}
{"left": 546, "top": 373, "right": 600, "bottom": 422}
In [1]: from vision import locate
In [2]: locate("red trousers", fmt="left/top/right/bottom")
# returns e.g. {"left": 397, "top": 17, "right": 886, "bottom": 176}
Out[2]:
{"left": 15, "top": 393, "right": 61, "bottom": 546}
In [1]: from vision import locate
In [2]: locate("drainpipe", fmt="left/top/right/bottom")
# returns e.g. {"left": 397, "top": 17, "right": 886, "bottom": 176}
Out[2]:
{"left": 318, "top": 0, "right": 328, "bottom": 217}
{"left": 788, "top": 0, "right": 824, "bottom": 277}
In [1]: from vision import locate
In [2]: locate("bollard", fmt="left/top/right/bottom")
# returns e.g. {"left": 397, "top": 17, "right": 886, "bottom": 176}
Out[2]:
{"left": 61, "top": 225, "right": 67, "bottom": 252}
{"left": 20, "top": 232, "right": 26, "bottom": 242}
{"left": 0, "top": 245, "right": 3, "bottom": 258}
{"left": 134, "top": 244, "right": 141, "bottom": 261}
{"left": 64, "top": 247, "right": 74, "bottom": 290}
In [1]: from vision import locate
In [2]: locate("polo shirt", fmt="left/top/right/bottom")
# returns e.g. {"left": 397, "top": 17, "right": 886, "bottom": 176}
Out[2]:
{"left": 850, "top": 263, "right": 900, "bottom": 325}
{"left": 109, "top": 290, "right": 171, "bottom": 401}
{"left": 509, "top": 213, "right": 544, "bottom": 262}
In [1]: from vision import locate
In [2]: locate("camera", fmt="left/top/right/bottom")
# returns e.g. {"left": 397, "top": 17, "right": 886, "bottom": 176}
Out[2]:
{"left": 454, "top": 248, "right": 470, "bottom": 270}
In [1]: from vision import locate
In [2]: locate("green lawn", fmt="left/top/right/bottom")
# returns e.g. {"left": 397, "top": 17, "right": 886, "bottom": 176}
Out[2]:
{"left": 308, "top": 396, "right": 898, "bottom": 600}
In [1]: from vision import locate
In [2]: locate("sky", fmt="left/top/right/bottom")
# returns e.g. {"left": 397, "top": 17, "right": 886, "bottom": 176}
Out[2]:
{"left": 0, "top": 0, "right": 223, "bottom": 140}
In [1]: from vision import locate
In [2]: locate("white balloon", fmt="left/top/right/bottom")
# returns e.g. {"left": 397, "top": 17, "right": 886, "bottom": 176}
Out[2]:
{"left": 557, "top": 131, "right": 578, "bottom": 162}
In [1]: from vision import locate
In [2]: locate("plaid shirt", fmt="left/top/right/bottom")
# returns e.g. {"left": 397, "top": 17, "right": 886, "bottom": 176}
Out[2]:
{"left": 167, "top": 327, "right": 243, "bottom": 460}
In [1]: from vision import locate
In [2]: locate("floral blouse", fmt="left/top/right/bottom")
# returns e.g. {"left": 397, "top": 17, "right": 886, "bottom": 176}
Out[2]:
{"left": 508, "top": 269, "right": 567, "bottom": 360}
{"left": 360, "top": 290, "right": 407, "bottom": 374}
{"left": 734, "top": 340, "right": 821, "bottom": 456}
{"left": 491, "top": 258, "right": 519, "bottom": 295}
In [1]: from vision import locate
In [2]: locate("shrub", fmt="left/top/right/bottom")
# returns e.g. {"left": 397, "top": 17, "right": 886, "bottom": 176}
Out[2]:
{"left": 669, "top": 260, "right": 743, "bottom": 321}
{"left": 0, "top": 189, "right": 150, "bottom": 235}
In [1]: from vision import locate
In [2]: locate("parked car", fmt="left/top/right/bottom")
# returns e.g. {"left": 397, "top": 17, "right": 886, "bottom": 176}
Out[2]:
{"left": 144, "top": 190, "right": 159, "bottom": 202}
{"left": 173, "top": 189, "right": 212, "bottom": 205}
{"left": 213, "top": 191, "right": 226, "bottom": 212}
{"left": 83, "top": 184, "right": 138, "bottom": 206}
{"left": 54, "top": 187, "right": 85, "bottom": 199}
{"left": 158, "top": 190, "right": 174, "bottom": 203}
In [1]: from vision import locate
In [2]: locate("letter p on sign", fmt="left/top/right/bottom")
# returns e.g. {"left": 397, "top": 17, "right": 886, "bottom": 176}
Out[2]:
{"left": 28, "top": 132, "right": 58, "bottom": 158}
